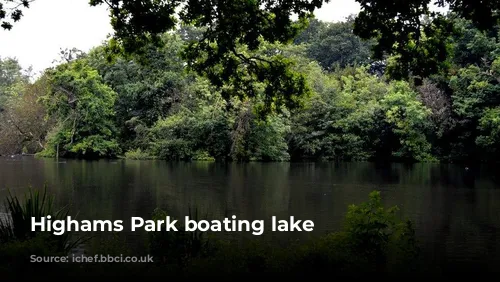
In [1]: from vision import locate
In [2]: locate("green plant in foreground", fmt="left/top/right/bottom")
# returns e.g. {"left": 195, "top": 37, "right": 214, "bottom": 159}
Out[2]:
{"left": 0, "top": 186, "right": 83, "bottom": 254}
{"left": 343, "top": 190, "right": 419, "bottom": 269}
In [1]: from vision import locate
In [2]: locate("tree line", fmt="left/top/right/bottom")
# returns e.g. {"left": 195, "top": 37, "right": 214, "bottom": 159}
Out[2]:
{"left": 1, "top": 15, "right": 500, "bottom": 163}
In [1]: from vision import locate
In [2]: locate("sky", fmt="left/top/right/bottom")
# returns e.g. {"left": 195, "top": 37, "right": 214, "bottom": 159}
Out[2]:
{"left": 0, "top": 0, "right": 361, "bottom": 75}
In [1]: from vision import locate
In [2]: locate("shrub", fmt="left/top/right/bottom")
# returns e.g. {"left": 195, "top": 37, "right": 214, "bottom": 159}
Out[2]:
{"left": 0, "top": 186, "right": 84, "bottom": 253}
{"left": 124, "top": 148, "right": 156, "bottom": 160}
{"left": 343, "top": 190, "right": 419, "bottom": 271}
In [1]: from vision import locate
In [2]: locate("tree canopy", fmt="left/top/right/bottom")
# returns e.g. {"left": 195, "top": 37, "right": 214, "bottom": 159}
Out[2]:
{"left": 3, "top": 0, "right": 500, "bottom": 112}
{"left": 3, "top": 1, "right": 500, "bottom": 163}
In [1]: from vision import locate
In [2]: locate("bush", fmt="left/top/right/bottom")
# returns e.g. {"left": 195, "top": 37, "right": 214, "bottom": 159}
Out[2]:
{"left": 124, "top": 148, "right": 156, "bottom": 160}
{"left": 0, "top": 186, "right": 84, "bottom": 253}
{"left": 150, "top": 139, "right": 195, "bottom": 160}
{"left": 343, "top": 190, "right": 419, "bottom": 271}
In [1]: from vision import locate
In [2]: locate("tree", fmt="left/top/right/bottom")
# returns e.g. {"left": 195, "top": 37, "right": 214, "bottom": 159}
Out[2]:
{"left": 476, "top": 107, "right": 500, "bottom": 158}
{"left": 294, "top": 17, "right": 374, "bottom": 71}
{"left": 289, "top": 66, "right": 434, "bottom": 162}
{"left": 87, "top": 0, "right": 500, "bottom": 105}
{"left": 89, "top": 34, "right": 187, "bottom": 126}
{"left": 38, "top": 59, "right": 120, "bottom": 159}
{"left": 147, "top": 77, "right": 232, "bottom": 161}
{"left": 379, "top": 81, "right": 434, "bottom": 161}
{"left": 86, "top": 33, "right": 195, "bottom": 151}
{"left": 446, "top": 59, "right": 500, "bottom": 161}
{"left": 83, "top": 0, "right": 325, "bottom": 115}
{"left": 0, "top": 76, "right": 53, "bottom": 155}
{"left": 5, "top": 0, "right": 500, "bottom": 108}
{"left": 0, "top": 56, "right": 29, "bottom": 111}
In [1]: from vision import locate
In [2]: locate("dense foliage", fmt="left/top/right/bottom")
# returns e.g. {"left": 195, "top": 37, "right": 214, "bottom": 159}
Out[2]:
{"left": 38, "top": 59, "right": 120, "bottom": 159}
{"left": 2, "top": 15, "right": 500, "bottom": 163}
{"left": 4, "top": 0, "right": 500, "bottom": 112}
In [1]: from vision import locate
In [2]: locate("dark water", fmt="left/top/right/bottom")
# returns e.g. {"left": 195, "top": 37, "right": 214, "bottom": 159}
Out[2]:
{"left": 1, "top": 156, "right": 500, "bottom": 270}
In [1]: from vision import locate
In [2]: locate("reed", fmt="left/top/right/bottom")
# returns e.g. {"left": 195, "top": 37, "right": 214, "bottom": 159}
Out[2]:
{"left": 0, "top": 186, "right": 84, "bottom": 253}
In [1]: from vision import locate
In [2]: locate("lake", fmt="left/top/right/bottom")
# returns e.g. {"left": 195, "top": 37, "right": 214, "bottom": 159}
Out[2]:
{"left": 1, "top": 156, "right": 499, "bottom": 272}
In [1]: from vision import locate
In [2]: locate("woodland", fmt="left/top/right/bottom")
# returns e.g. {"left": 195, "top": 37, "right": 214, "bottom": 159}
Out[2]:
{"left": 1, "top": 0, "right": 500, "bottom": 163}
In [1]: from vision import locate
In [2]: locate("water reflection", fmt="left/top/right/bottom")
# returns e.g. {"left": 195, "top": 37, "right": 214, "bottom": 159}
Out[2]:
{"left": 0, "top": 157, "right": 499, "bottom": 268}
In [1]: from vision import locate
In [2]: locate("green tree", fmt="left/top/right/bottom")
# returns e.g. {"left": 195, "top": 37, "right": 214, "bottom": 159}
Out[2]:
{"left": 230, "top": 100, "right": 291, "bottom": 161}
{"left": 86, "top": 33, "right": 193, "bottom": 151}
{"left": 445, "top": 59, "right": 500, "bottom": 160}
{"left": 0, "top": 57, "right": 29, "bottom": 111}
{"left": 380, "top": 81, "right": 434, "bottom": 161}
{"left": 148, "top": 77, "right": 232, "bottom": 161}
{"left": 38, "top": 59, "right": 120, "bottom": 159}
{"left": 290, "top": 67, "right": 434, "bottom": 162}
{"left": 84, "top": 0, "right": 500, "bottom": 97}
{"left": 344, "top": 191, "right": 418, "bottom": 271}
{"left": 294, "top": 17, "right": 373, "bottom": 71}
{"left": 476, "top": 107, "right": 500, "bottom": 157}
{"left": 414, "top": 16, "right": 500, "bottom": 162}
{"left": 5, "top": 0, "right": 500, "bottom": 101}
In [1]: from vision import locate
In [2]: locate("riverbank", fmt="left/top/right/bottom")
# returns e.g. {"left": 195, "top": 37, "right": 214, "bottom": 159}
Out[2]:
{"left": 7, "top": 153, "right": 494, "bottom": 167}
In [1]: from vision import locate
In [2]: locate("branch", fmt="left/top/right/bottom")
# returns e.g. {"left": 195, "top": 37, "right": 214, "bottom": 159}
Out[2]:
{"left": 57, "top": 86, "right": 78, "bottom": 104}
{"left": 4, "top": 0, "right": 35, "bottom": 18}
{"left": 70, "top": 115, "right": 78, "bottom": 145}
{"left": 37, "top": 139, "right": 45, "bottom": 150}
{"left": 230, "top": 47, "right": 273, "bottom": 67}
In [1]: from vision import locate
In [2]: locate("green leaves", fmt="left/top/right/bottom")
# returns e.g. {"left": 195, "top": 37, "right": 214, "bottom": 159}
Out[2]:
{"left": 89, "top": 0, "right": 180, "bottom": 53}
{"left": 0, "top": 57, "right": 29, "bottom": 109}
{"left": 445, "top": 51, "right": 500, "bottom": 159}
{"left": 344, "top": 190, "right": 418, "bottom": 265}
{"left": 477, "top": 107, "right": 500, "bottom": 151}
{"left": 39, "top": 59, "right": 120, "bottom": 158}
{"left": 294, "top": 18, "right": 374, "bottom": 71}
{"left": 290, "top": 67, "right": 435, "bottom": 162}
{"left": 183, "top": 39, "right": 310, "bottom": 116}
{"left": 4, "top": 0, "right": 500, "bottom": 105}
{"left": 352, "top": 0, "right": 499, "bottom": 82}
{"left": 87, "top": 0, "right": 328, "bottom": 114}
{"left": 381, "top": 82, "right": 434, "bottom": 161}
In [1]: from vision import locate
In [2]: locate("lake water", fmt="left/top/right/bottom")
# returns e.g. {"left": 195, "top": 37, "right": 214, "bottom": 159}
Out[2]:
{"left": 1, "top": 156, "right": 499, "bottom": 271}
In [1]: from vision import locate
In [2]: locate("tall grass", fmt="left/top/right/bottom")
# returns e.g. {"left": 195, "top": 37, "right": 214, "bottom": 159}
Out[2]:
{"left": 0, "top": 186, "right": 83, "bottom": 253}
